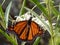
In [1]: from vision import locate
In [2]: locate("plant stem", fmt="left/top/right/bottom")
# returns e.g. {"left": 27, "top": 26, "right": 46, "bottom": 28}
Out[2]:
{"left": 19, "top": 0, "right": 26, "bottom": 16}
{"left": 46, "top": 0, "right": 55, "bottom": 45}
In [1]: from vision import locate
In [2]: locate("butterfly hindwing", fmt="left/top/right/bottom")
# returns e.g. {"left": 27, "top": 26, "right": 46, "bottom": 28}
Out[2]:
{"left": 19, "top": 25, "right": 28, "bottom": 40}
{"left": 27, "top": 27, "right": 33, "bottom": 41}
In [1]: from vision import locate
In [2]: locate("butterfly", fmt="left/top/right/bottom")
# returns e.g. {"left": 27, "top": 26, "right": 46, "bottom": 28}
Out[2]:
{"left": 8, "top": 17, "right": 43, "bottom": 41}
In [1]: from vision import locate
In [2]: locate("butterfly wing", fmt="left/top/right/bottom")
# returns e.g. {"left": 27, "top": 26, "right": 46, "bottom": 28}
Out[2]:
{"left": 27, "top": 21, "right": 43, "bottom": 40}
{"left": 19, "top": 25, "right": 28, "bottom": 40}
{"left": 27, "top": 26, "right": 33, "bottom": 41}
{"left": 13, "top": 21, "right": 27, "bottom": 35}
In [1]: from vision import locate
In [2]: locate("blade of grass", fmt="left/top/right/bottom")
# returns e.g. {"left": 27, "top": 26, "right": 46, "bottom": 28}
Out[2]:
{"left": 51, "top": 1, "right": 60, "bottom": 16}
{"left": 0, "top": 5, "right": 5, "bottom": 20}
{"left": 55, "top": 15, "right": 60, "bottom": 29}
{"left": 30, "top": 0, "right": 48, "bottom": 18}
{"left": 9, "top": 33, "right": 18, "bottom": 45}
{"left": 21, "top": 42, "right": 26, "bottom": 45}
{"left": 59, "top": 3, "right": 60, "bottom": 12}
{"left": 5, "top": 1, "right": 12, "bottom": 29}
{"left": 0, "top": 21, "right": 6, "bottom": 30}
{"left": 1, "top": 0, "right": 5, "bottom": 6}
{"left": 0, "top": 5, "right": 6, "bottom": 29}
{"left": 19, "top": 0, "right": 26, "bottom": 16}
{"left": 46, "top": 0, "right": 55, "bottom": 45}
{"left": 52, "top": 5, "right": 60, "bottom": 16}
{"left": 33, "top": 37, "right": 41, "bottom": 45}
{"left": 0, "top": 29, "right": 18, "bottom": 45}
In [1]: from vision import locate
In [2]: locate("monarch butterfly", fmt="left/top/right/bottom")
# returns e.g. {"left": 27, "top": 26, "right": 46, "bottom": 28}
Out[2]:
{"left": 8, "top": 17, "right": 43, "bottom": 41}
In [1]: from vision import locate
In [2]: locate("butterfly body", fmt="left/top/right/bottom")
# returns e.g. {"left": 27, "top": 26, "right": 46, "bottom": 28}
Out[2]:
{"left": 8, "top": 17, "right": 43, "bottom": 41}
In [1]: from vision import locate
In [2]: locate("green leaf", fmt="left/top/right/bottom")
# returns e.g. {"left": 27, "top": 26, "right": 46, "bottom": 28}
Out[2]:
{"left": 21, "top": 42, "right": 26, "bottom": 45}
{"left": 33, "top": 37, "right": 41, "bottom": 45}
{"left": 5, "top": 1, "right": 12, "bottom": 29}
{"left": 0, "top": 20, "right": 6, "bottom": 30}
{"left": 1, "top": 0, "right": 5, "bottom": 6}
{"left": 0, "top": 5, "right": 4, "bottom": 20}
{"left": 30, "top": 0, "right": 48, "bottom": 18}
{"left": 19, "top": 0, "right": 26, "bottom": 16}
{"left": 0, "top": 29, "right": 18, "bottom": 45}
{"left": 52, "top": 6, "right": 60, "bottom": 16}
{"left": 0, "top": 5, "right": 6, "bottom": 29}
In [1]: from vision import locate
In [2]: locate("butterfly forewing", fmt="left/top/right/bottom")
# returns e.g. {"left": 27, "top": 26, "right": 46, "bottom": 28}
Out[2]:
{"left": 14, "top": 21, "right": 27, "bottom": 34}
